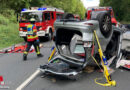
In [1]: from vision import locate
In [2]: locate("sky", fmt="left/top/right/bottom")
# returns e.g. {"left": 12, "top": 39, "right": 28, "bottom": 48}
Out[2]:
{"left": 81, "top": 0, "right": 100, "bottom": 9}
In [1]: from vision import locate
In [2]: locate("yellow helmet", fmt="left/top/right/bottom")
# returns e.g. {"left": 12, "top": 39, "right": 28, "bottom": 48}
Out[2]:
{"left": 30, "top": 18, "right": 35, "bottom": 22}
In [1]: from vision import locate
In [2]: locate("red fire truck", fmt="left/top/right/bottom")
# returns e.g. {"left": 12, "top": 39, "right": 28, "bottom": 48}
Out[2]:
{"left": 86, "top": 7, "right": 117, "bottom": 26}
{"left": 19, "top": 7, "right": 64, "bottom": 41}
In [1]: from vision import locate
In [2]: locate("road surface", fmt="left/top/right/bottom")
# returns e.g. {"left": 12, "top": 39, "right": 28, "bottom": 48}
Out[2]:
{"left": 0, "top": 40, "right": 130, "bottom": 90}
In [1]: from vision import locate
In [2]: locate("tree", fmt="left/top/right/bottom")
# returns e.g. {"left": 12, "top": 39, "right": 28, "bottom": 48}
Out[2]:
{"left": 0, "top": 0, "right": 86, "bottom": 19}
{"left": 100, "top": 0, "right": 130, "bottom": 22}
{"left": 42, "top": 0, "right": 86, "bottom": 19}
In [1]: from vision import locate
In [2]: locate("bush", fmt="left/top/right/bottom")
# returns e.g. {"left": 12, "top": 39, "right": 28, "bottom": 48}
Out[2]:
{"left": 0, "top": 20, "right": 23, "bottom": 49}
{"left": 123, "top": 13, "right": 130, "bottom": 22}
{"left": 0, "top": 9, "right": 17, "bottom": 23}
{"left": 0, "top": 15, "right": 10, "bottom": 25}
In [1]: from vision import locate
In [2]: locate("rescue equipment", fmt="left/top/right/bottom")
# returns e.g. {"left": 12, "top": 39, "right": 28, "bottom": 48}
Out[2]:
{"left": 0, "top": 44, "right": 34, "bottom": 54}
{"left": 48, "top": 46, "right": 56, "bottom": 62}
{"left": 92, "top": 30, "right": 116, "bottom": 87}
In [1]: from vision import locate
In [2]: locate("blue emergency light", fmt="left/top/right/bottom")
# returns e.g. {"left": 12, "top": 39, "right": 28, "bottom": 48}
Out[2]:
{"left": 22, "top": 8, "right": 27, "bottom": 11}
{"left": 38, "top": 8, "right": 47, "bottom": 11}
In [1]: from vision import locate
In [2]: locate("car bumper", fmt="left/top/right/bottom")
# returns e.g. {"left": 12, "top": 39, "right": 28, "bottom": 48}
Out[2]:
{"left": 19, "top": 31, "right": 46, "bottom": 37}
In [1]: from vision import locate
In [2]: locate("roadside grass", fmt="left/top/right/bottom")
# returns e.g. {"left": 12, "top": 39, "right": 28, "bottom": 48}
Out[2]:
{"left": 0, "top": 16, "right": 23, "bottom": 49}
{"left": 120, "top": 21, "right": 130, "bottom": 24}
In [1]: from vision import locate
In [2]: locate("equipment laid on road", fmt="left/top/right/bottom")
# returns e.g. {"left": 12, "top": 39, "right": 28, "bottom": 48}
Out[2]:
{"left": 0, "top": 44, "right": 34, "bottom": 54}
{"left": 0, "top": 43, "right": 43, "bottom": 54}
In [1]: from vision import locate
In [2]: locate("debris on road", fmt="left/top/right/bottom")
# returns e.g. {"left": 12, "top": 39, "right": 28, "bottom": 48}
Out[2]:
{"left": 51, "top": 78, "right": 57, "bottom": 83}
{"left": 83, "top": 66, "right": 95, "bottom": 73}
{"left": 0, "top": 43, "right": 43, "bottom": 54}
{"left": 116, "top": 50, "right": 130, "bottom": 69}
{"left": 116, "top": 59, "right": 130, "bottom": 69}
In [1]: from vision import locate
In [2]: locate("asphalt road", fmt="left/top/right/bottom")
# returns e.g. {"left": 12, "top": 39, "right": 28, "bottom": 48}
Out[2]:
{"left": 0, "top": 40, "right": 130, "bottom": 90}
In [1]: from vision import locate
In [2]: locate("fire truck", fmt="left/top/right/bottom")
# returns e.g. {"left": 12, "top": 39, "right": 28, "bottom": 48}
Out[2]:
{"left": 86, "top": 7, "right": 117, "bottom": 26}
{"left": 19, "top": 7, "right": 64, "bottom": 41}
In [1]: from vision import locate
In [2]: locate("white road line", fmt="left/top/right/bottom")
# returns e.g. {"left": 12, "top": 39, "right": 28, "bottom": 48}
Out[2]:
{"left": 16, "top": 69, "right": 41, "bottom": 90}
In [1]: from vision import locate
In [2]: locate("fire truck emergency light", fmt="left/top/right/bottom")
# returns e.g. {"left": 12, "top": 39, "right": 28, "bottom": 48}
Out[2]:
{"left": 22, "top": 8, "right": 28, "bottom": 11}
{"left": 37, "top": 8, "right": 47, "bottom": 11}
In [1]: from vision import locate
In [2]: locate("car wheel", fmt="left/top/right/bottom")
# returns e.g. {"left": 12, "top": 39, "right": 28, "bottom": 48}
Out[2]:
{"left": 96, "top": 12, "right": 112, "bottom": 38}
{"left": 47, "top": 30, "right": 53, "bottom": 41}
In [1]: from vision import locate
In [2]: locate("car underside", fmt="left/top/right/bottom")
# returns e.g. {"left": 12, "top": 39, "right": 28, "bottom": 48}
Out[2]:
{"left": 39, "top": 12, "right": 123, "bottom": 78}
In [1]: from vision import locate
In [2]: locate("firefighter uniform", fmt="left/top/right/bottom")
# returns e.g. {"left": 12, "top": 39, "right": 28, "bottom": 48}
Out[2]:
{"left": 23, "top": 18, "right": 43, "bottom": 60}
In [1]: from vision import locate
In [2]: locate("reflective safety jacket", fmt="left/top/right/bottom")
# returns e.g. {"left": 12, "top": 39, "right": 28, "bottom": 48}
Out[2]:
{"left": 27, "top": 24, "right": 38, "bottom": 42}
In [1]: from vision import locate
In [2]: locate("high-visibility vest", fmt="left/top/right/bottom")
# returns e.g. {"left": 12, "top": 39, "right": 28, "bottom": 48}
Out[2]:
{"left": 27, "top": 24, "right": 38, "bottom": 42}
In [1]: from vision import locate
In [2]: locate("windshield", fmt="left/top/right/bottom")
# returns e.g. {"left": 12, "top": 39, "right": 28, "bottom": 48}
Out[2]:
{"left": 20, "top": 12, "right": 42, "bottom": 22}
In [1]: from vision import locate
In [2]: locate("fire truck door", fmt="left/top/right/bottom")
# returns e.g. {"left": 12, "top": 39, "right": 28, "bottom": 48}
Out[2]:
{"left": 44, "top": 12, "right": 51, "bottom": 27}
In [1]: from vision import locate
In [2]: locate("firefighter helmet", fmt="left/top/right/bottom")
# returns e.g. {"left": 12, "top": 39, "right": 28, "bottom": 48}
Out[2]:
{"left": 30, "top": 18, "right": 36, "bottom": 24}
{"left": 30, "top": 18, "right": 36, "bottom": 22}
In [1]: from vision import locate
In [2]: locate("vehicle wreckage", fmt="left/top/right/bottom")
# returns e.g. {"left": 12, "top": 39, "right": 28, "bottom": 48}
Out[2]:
{"left": 39, "top": 11, "right": 123, "bottom": 84}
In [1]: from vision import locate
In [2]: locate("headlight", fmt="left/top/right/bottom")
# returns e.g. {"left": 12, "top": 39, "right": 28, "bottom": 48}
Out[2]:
{"left": 19, "top": 28, "right": 23, "bottom": 31}
{"left": 39, "top": 27, "right": 42, "bottom": 30}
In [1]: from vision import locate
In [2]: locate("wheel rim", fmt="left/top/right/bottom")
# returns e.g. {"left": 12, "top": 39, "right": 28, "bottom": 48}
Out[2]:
{"left": 102, "top": 15, "right": 111, "bottom": 32}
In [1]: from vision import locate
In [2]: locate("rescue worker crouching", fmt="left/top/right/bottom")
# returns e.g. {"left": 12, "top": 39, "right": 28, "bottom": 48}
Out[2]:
{"left": 23, "top": 18, "right": 43, "bottom": 61}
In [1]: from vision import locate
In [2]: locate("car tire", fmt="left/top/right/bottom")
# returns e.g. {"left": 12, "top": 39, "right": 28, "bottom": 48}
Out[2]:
{"left": 47, "top": 29, "right": 53, "bottom": 41}
{"left": 96, "top": 12, "right": 112, "bottom": 38}
{"left": 62, "top": 13, "right": 74, "bottom": 20}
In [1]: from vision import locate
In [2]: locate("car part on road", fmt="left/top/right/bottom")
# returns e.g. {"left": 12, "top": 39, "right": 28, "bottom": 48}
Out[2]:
{"left": 116, "top": 50, "right": 130, "bottom": 69}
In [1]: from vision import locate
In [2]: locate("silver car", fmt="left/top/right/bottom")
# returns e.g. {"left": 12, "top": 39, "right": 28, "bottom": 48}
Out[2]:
{"left": 40, "top": 12, "right": 123, "bottom": 79}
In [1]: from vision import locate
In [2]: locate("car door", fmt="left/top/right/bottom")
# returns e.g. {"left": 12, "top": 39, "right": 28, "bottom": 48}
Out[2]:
{"left": 43, "top": 12, "right": 51, "bottom": 28}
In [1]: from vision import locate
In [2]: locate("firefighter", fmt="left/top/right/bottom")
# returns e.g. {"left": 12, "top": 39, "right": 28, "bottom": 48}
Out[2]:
{"left": 23, "top": 18, "right": 43, "bottom": 60}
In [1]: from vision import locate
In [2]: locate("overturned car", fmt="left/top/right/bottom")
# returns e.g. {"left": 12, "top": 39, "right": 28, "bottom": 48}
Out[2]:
{"left": 39, "top": 12, "right": 123, "bottom": 78}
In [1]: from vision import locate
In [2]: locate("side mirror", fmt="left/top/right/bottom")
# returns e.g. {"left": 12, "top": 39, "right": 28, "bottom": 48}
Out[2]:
{"left": 85, "top": 12, "right": 87, "bottom": 18}
{"left": 17, "top": 13, "right": 20, "bottom": 22}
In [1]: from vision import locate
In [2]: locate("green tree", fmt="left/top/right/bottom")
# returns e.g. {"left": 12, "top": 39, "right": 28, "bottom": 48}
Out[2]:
{"left": 0, "top": 0, "right": 86, "bottom": 19}
{"left": 42, "top": 0, "right": 86, "bottom": 19}
{"left": 100, "top": 0, "right": 130, "bottom": 22}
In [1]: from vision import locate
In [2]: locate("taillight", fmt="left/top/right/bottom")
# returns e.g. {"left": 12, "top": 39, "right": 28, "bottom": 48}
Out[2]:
{"left": 84, "top": 23, "right": 93, "bottom": 26}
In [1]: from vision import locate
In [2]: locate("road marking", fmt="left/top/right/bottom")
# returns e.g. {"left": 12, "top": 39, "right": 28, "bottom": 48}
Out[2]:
{"left": 16, "top": 69, "right": 41, "bottom": 90}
